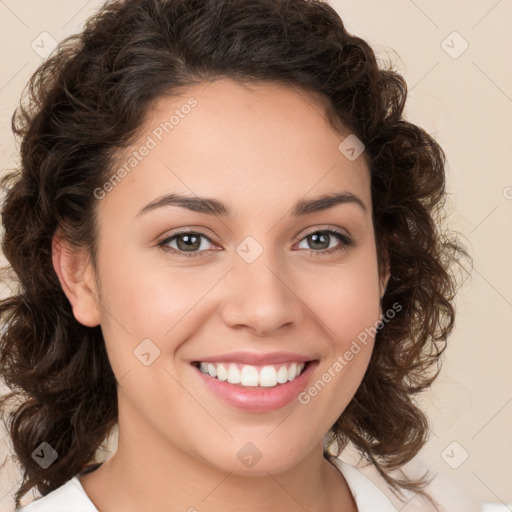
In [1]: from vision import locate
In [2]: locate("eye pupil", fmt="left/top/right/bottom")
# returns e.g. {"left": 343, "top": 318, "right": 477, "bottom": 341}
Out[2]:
{"left": 308, "top": 232, "right": 329, "bottom": 250}
{"left": 177, "top": 234, "right": 201, "bottom": 251}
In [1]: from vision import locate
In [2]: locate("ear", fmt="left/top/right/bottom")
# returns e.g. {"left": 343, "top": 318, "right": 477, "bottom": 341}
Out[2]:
{"left": 52, "top": 229, "right": 101, "bottom": 327}
{"left": 379, "top": 251, "right": 391, "bottom": 300}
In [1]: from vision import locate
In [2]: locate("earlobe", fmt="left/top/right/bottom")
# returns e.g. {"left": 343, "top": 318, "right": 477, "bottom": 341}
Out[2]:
{"left": 52, "top": 230, "right": 101, "bottom": 327}
{"left": 380, "top": 271, "right": 390, "bottom": 299}
{"left": 379, "top": 253, "right": 391, "bottom": 300}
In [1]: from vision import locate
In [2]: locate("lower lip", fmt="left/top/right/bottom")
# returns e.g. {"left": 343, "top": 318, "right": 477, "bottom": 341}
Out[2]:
{"left": 192, "top": 361, "right": 318, "bottom": 412}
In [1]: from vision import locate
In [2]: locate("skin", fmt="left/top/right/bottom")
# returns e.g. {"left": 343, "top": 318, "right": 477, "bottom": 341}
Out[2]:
{"left": 53, "top": 78, "right": 389, "bottom": 512}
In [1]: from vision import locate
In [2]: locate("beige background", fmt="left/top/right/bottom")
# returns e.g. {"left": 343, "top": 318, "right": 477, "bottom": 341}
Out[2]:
{"left": 0, "top": 1, "right": 511, "bottom": 511}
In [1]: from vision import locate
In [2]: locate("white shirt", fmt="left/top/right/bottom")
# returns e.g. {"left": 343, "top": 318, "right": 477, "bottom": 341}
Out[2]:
{"left": 19, "top": 457, "right": 397, "bottom": 511}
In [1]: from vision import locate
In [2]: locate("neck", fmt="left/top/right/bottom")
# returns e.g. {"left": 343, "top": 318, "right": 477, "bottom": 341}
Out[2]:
{"left": 79, "top": 404, "right": 357, "bottom": 512}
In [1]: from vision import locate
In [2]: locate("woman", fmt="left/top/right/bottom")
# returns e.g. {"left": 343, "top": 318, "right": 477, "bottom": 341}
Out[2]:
{"left": 0, "top": 0, "right": 468, "bottom": 510}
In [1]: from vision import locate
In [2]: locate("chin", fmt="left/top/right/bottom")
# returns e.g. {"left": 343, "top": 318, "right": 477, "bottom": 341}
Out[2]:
{"left": 196, "top": 440, "right": 312, "bottom": 476}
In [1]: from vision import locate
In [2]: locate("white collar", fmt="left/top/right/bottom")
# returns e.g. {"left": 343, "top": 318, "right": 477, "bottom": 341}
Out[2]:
{"left": 331, "top": 457, "right": 398, "bottom": 511}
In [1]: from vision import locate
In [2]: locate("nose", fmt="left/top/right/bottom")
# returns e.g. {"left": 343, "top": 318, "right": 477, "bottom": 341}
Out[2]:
{"left": 219, "top": 252, "right": 303, "bottom": 338}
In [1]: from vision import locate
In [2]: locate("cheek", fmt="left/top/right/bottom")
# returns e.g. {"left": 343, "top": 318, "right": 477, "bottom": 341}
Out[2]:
{"left": 304, "top": 255, "right": 382, "bottom": 346}
{"left": 92, "top": 249, "right": 197, "bottom": 375}
{"left": 97, "top": 245, "right": 206, "bottom": 333}
{"left": 295, "top": 253, "right": 382, "bottom": 406}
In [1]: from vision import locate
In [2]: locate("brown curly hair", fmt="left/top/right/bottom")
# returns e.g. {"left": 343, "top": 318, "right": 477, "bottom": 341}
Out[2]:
{"left": 0, "top": 0, "right": 470, "bottom": 508}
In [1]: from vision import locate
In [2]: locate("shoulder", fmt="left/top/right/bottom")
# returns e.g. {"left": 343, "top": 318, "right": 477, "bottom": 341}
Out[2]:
{"left": 18, "top": 477, "right": 98, "bottom": 512}
{"left": 330, "top": 457, "right": 398, "bottom": 512}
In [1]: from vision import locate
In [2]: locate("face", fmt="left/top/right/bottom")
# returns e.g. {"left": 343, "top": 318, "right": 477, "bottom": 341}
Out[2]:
{"left": 60, "top": 78, "right": 389, "bottom": 475}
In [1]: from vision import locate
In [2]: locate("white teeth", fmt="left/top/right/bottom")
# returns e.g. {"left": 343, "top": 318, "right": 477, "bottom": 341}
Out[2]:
{"left": 216, "top": 363, "right": 228, "bottom": 381}
{"left": 288, "top": 362, "right": 298, "bottom": 381}
{"left": 276, "top": 365, "right": 289, "bottom": 384}
{"left": 207, "top": 363, "right": 217, "bottom": 378}
{"left": 196, "top": 361, "right": 307, "bottom": 388}
{"left": 240, "top": 365, "right": 259, "bottom": 386}
{"left": 259, "top": 365, "right": 278, "bottom": 387}
{"left": 227, "top": 364, "right": 241, "bottom": 383}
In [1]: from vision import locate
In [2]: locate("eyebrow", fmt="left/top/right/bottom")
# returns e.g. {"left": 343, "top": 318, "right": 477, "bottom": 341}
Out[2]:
{"left": 135, "top": 191, "right": 367, "bottom": 218}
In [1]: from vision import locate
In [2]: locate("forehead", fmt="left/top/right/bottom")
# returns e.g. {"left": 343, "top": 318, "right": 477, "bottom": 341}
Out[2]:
{"left": 99, "top": 78, "right": 371, "bottom": 220}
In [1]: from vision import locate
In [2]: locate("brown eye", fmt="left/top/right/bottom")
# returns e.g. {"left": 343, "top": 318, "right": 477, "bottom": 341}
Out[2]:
{"left": 158, "top": 231, "right": 215, "bottom": 258}
{"left": 174, "top": 233, "right": 202, "bottom": 252}
{"left": 296, "top": 229, "right": 353, "bottom": 256}
{"left": 305, "top": 232, "right": 331, "bottom": 250}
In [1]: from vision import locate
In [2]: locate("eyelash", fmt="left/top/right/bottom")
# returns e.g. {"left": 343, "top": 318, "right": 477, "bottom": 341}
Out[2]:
{"left": 157, "top": 228, "right": 353, "bottom": 259}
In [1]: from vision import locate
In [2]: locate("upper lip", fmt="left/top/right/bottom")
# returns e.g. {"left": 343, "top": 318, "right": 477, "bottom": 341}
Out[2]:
{"left": 192, "top": 351, "right": 316, "bottom": 366}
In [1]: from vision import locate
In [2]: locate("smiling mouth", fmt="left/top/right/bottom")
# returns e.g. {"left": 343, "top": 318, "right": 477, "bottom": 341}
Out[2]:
{"left": 191, "top": 361, "right": 312, "bottom": 388}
